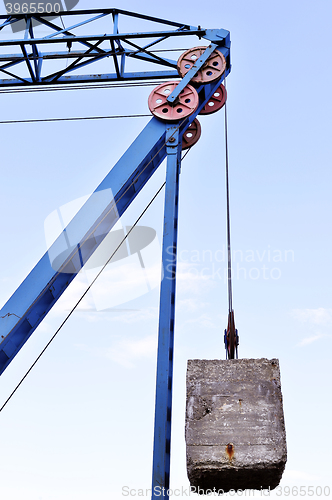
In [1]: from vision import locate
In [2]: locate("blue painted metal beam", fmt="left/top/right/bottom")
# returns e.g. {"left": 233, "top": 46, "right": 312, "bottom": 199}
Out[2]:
{"left": 0, "top": 71, "right": 180, "bottom": 86}
{"left": 0, "top": 8, "right": 194, "bottom": 30}
{"left": 0, "top": 49, "right": 177, "bottom": 71}
{"left": 43, "top": 12, "right": 108, "bottom": 40}
{"left": 0, "top": 29, "right": 206, "bottom": 47}
{"left": 152, "top": 127, "right": 181, "bottom": 499}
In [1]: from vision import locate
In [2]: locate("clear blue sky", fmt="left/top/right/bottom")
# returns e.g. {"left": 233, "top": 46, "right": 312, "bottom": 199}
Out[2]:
{"left": 0, "top": 0, "right": 331, "bottom": 499}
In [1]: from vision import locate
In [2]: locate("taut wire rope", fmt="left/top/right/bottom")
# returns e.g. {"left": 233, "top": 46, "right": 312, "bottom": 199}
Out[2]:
{"left": 224, "top": 76, "right": 233, "bottom": 315}
{"left": 0, "top": 182, "right": 166, "bottom": 413}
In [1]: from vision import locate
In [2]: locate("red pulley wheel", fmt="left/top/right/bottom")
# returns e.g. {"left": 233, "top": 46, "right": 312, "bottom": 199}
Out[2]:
{"left": 199, "top": 84, "right": 227, "bottom": 115}
{"left": 148, "top": 81, "right": 199, "bottom": 121}
{"left": 177, "top": 46, "right": 226, "bottom": 84}
{"left": 182, "top": 118, "right": 201, "bottom": 150}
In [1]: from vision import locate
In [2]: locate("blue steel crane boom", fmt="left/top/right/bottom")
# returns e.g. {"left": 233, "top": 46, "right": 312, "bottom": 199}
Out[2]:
{"left": 0, "top": 9, "right": 231, "bottom": 499}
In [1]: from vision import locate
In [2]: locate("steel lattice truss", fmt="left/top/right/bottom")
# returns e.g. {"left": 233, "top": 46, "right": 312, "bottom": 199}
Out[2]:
{"left": 0, "top": 8, "right": 230, "bottom": 86}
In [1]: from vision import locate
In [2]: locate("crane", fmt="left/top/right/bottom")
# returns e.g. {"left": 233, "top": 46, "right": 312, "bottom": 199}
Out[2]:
{"left": 0, "top": 8, "right": 231, "bottom": 499}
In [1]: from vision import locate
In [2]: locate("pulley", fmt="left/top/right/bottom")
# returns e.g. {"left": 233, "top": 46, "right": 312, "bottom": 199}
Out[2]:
{"left": 182, "top": 118, "right": 201, "bottom": 149}
{"left": 148, "top": 81, "right": 199, "bottom": 121}
{"left": 224, "top": 310, "right": 239, "bottom": 359}
{"left": 177, "top": 46, "right": 226, "bottom": 83}
{"left": 199, "top": 84, "right": 227, "bottom": 115}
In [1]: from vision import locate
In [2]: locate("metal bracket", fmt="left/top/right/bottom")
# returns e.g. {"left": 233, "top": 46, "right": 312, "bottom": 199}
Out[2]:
{"left": 166, "top": 126, "right": 180, "bottom": 150}
{"left": 166, "top": 43, "right": 218, "bottom": 104}
{"left": 203, "top": 28, "right": 231, "bottom": 47}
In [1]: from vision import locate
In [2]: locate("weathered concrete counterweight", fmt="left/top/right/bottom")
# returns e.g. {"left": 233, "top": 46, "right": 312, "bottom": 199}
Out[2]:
{"left": 186, "top": 359, "right": 287, "bottom": 492}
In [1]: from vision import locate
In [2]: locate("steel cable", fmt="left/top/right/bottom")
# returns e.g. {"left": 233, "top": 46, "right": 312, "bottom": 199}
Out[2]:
{"left": 0, "top": 82, "right": 168, "bottom": 94}
{"left": 0, "top": 114, "right": 151, "bottom": 124}
{"left": 0, "top": 181, "right": 166, "bottom": 413}
{"left": 224, "top": 77, "right": 233, "bottom": 314}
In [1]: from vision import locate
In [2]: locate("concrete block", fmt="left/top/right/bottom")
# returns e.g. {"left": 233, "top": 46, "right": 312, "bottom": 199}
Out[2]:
{"left": 186, "top": 358, "right": 287, "bottom": 493}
